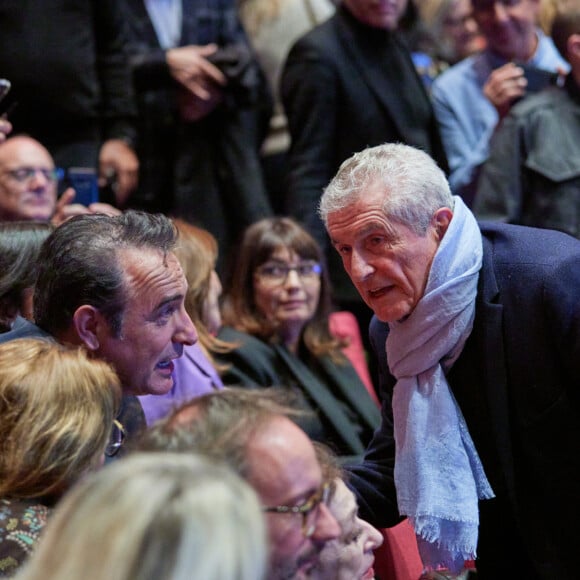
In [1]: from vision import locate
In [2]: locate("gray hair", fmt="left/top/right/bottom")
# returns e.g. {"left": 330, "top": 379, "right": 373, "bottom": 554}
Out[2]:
{"left": 319, "top": 143, "right": 453, "bottom": 236}
{"left": 17, "top": 453, "right": 267, "bottom": 580}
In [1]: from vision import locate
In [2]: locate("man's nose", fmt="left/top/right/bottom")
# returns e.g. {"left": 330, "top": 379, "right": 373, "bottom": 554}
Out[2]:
{"left": 174, "top": 308, "right": 198, "bottom": 346}
{"left": 29, "top": 170, "right": 50, "bottom": 190}
{"left": 310, "top": 503, "right": 341, "bottom": 542}
{"left": 350, "top": 250, "right": 374, "bottom": 281}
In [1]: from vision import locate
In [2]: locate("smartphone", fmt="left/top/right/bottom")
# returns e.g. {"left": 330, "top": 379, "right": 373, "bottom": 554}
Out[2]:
{"left": 520, "top": 65, "right": 559, "bottom": 94}
{"left": 67, "top": 167, "right": 99, "bottom": 206}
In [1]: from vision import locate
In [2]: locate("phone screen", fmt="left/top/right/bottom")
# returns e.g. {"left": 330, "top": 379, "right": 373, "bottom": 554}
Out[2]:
{"left": 521, "top": 65, "right": 559, "bottom": 94}
{"left": 67, "top": 167, "right": 99, "bottom": 206}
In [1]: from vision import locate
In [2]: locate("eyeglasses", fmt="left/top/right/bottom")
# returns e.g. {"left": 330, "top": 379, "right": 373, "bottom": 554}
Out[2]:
{"left": 3, "top": 167, "right": 64, "bottom": 183}
{"left": 104, "top": 419, "right": 126, "bottom": 458}
{"left": 263, "top": 482, "right": 330, "bottom": 538}
{"left": 255, "top": 261, "right": 322, "bottom": 286}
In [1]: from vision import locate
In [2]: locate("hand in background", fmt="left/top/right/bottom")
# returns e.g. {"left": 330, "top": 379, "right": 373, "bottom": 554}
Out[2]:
{"left": 51, "top": 187, "right": 121, "bottom": 227}
{"left": 99, "top": 139, "right": 139, "bottom": 207}
{"left": 166, "top": 44, "right": 227, "bottom": 100}
{"left": 484, "top": 62, "right": 527, "bottom": 119}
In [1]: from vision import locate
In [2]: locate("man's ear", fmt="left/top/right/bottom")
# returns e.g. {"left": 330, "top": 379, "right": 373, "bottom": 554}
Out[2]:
{"left": 568, "top": 34, "right": 580, "bottom": 62}
{"left": 432, "top": 207, "right": 453, "bottom": 240}
{"left": 72, "top": 305, "right": 107, "bottom": 351}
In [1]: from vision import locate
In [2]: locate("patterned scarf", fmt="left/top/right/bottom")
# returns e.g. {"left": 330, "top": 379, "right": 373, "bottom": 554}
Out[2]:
{"left": 386, "top": 197, "right": 494, "bottom": 574}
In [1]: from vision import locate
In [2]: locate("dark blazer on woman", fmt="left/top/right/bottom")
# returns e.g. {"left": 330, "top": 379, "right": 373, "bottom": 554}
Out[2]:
{"left": 349, "top": 223, "right": 580, "bottom": 579}
{"left": 216, "top": 326, "right": 380, "bottom": 461}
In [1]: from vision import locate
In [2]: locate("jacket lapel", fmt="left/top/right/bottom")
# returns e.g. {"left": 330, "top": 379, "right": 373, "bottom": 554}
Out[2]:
{"left": 476, "top": 240, "right": 517, "bottom": 505}
{"left": 274, "top": 345, "right": 366, "bottom": 454}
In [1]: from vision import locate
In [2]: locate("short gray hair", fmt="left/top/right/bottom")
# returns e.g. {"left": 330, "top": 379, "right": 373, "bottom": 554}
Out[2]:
{"left": 319, "top": 143, "right": 453, "bottom": 236}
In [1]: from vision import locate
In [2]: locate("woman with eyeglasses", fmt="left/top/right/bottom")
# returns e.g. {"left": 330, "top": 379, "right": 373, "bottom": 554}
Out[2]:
{"left": 0, "top": 338, "right": 121, "bottom": 577}
{"left": 216, "top": 217, "right": 380, "bottom": 461}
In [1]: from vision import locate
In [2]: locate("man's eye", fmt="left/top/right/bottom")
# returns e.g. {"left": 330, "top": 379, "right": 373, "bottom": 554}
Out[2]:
{"left": 346, "top": 528, "right": 363, "bottom": 544}
{"left": 337, "top": 245, "right": 351, "bottom": 255}
{"left": 157, "top": 305, "right": 177, "bottom": 321}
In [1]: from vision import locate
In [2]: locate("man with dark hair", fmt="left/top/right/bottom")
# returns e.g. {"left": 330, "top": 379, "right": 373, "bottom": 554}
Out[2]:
{"left": 0, "top": 210, "right": 198, "bottom": 447}
{"left": 140, "top": 388, "right": 341, "bottom": 580}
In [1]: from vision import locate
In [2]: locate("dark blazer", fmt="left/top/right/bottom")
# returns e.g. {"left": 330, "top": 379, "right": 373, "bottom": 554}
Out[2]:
{"left": 349, "top": 223, "right": 580, "bottom": 579}
{"left": 216, "top": 326, "right": 380, "bottom": 460}
{"left": 281, "top": 5, "right": 448, "bottom": 302}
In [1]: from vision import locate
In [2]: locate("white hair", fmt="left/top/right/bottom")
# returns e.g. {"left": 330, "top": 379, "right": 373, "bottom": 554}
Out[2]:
{"left": 319, "top": 143, "right": 453, "bottom": 236}
{"left": 17, "top": 453, "right": 268, "bottom": 580}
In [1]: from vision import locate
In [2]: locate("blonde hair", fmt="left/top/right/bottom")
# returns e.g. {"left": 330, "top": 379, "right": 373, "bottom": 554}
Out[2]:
{"left": 17, "top": 453, "right": 267, "bottom": 580}
{"left": 0, "top": 338, "right": 121, "bottom": 498}
{"left": 172, "top": 219, "right": 234, "bottom": 366}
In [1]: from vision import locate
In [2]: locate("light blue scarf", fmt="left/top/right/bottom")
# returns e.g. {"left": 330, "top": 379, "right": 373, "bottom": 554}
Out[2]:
{"left": 386, "top": 197, "right": 494, "bottom": 574}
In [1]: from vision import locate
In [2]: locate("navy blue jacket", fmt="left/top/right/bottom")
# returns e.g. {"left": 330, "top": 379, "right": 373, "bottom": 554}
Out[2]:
{"left": 349, "top": 223, "right": 580, "bottom": 579}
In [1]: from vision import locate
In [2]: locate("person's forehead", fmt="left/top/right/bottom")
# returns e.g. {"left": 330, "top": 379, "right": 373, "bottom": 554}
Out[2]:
{"left": 118, "top": 247, "right": 186, "bottom": 296}
{"left": 0, "top": 137, "right": 54, "bottom": 169}
{"left": 247, "top": 416, "right": 322, "bottom": 503}
{"left": 331, "top": 480, "right": 358, "bottom": 524}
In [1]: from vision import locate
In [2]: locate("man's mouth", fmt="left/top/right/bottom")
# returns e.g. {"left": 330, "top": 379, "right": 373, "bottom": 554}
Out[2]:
{"left": 368, "top": 284, "right": 392, "bottom": 299}
{"left": 155, "top": 359, "right": 175, "bottom": 373}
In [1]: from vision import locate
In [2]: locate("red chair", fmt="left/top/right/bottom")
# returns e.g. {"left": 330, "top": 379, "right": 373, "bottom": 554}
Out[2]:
{"left": 374, "top": 519, "right": 424, "bottom": 580}
{"left": 329, "top": 310, "right": 380, "bottom": 407}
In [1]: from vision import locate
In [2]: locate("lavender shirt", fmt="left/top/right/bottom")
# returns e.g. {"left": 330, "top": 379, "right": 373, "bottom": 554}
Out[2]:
{"left": 138, "top": 342, "right": 223, "bottom": 425}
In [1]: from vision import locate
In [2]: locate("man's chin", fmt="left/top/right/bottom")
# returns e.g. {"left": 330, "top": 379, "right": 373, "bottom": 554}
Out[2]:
{"left": 144, "top": 374, "right": 175, "bottom": 396}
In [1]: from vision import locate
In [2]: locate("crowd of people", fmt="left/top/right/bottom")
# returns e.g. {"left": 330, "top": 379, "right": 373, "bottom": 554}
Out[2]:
{"left": 0, "top": 1, "right": 578, "bottom": 579}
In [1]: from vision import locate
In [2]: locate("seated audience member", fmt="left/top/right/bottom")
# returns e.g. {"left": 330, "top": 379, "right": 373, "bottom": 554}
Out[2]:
{"left": 0, "top": 222, "right": 52, "bottom": 333}
{"left": 311, "top": 443, "right": 384, "bottom": 580}
{"left": 419, "top": 0, "right": 486, "bottom": 66}
{"left": 0, "top": 136, "right": 120, "bottom": 226}
{"left": 216, "top": 217, "right": 380, "bottom": 460}
{"left": 15, "top": 453, "right": 267, "bottom": 580}
{"left": 139, "top": 219, "right": 227, "bottom": 425}
{"left": 431, "top": 0, "right": 569, "bottom": 205}
{"left": 0, "top": 339, "right": 121, "bottom": 577}
{"left": 474, "top": 5, "right": 580, "bottom": 237}
{"left": 0, "top": 211, "right": 198, "bottom": 448}
{"left": 138, "top": 388, "right": 341, "bottom": 580}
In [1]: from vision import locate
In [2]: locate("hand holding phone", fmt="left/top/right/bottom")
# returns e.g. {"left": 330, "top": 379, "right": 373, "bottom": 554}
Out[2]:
{"left": 520, "top": 64, "right": 559, "bottom": 94}
{"left": 67, "top": 167, "right": 99, "bottom": 206}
